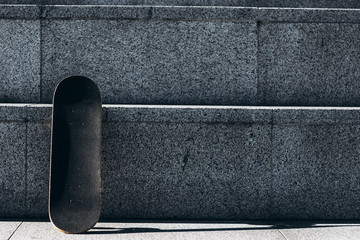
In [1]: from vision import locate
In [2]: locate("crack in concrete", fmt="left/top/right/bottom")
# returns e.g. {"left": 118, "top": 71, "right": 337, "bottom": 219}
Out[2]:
{"left": 7, "top": 221, "right": 23, "bottom": 240}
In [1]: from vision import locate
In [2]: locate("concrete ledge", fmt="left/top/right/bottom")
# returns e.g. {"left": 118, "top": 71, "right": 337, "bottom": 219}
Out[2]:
{"left": 42, "top": 5, "right": 151, "bottom": 20}
{"left": 2, "top": 104, "right": 360, "bottom": 219}
{"left": 2, "top": 5, "right": 360, "bottom": 22}
{"left": 104, "top": 105, "right": 272, "bottom": 123}
{"left": 272, "top": 107, "right": 360, "bottom": 124}
{"left": 32, "top": 5, "right": 360, "bottom": 22}
{"left": 39, "top": 6, "right": 360, "bottom": 23}
{"left": 42, "top": 5, "right": 258, "bottom": 21}
{"left": 4, "top": 104, "right": 360, "bottom": 124}
{"left": 259, "top": 8, "right": 360, "bottom": 23}
{"left": 4, "top": 0, "right": 360, "bottom": 9}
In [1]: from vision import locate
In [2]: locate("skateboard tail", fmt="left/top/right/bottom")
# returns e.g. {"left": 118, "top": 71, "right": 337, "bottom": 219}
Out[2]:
{"left": 49, "top": 76, "right": 102, "bottom": 234}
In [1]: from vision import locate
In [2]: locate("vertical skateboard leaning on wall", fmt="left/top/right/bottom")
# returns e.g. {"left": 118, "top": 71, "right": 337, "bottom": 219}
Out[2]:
{"left": 49, "top": 76, "right": 102, "bottom": 234}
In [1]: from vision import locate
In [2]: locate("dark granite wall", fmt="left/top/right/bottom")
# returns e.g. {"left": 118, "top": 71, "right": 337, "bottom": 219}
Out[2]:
{"left": 2, "top": 0, "right": 360, "bottom": 8}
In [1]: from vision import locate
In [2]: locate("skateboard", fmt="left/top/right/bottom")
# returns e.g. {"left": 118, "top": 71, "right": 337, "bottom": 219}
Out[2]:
{"left": 49, "top": 76, "right": 102, "bottom": 234}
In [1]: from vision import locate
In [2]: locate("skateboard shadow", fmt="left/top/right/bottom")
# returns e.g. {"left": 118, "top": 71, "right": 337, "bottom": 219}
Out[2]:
{"left": 79, "top": 222, "right": 360, "bottom": 235}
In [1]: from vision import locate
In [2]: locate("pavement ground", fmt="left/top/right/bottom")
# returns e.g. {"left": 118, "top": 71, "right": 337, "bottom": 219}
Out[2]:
{"left": 2, "top": 220, "right": 360, "bottom": 240}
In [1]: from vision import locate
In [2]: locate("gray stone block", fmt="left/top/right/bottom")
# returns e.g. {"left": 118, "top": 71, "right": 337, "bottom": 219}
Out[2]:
{"left": 272, "top": 125, "right": 360, "bottom": 219}
{"left": 101, "top": 122, "right": 272, "bottom": 219}
{"left": 104, "top": 105, "right": 272, "bottom": 123}
{"left": 6, "top": 104, "right": 360, "bottom": 219}
{"left": 42, "top": 5, "right": 258, "bottom": 21}
{"left": 42, "top": 5, "right": 151, "bottom": 20}
{"left": 259, "top": 8, "right": 360, "bottom": 23}
{"left": 258, "top": 23, "right": 360, "bottom": 106}
{"left": 4, "top": 0, "right": 360, "bottom": 8}
{"left": 41, "top": 20, "right": 257, "bottom": 105}
{"left": 0, "top": 123, "right": 26, "bottom": 218}
{"left": 26, "top": 104, "right": 52, "bottom": 122}
{"left": 0, "top": 104, "right": 26, "bottom": 121}
{"left": 272, "top": 107, "right": 360, "bottom": 125}
{"left": 151, "top": 6, "right": 258, "bottom": 20}
{"left": 0, "top": 5, "right": 40, "bottom": 19}
{"left": 0, "top": 20, "right": 40, "bottom": 103}
{"left": 26, "top": 122, "right": 51, "bottom": 218}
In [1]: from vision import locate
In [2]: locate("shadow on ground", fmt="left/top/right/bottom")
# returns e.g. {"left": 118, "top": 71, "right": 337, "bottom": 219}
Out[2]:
{"left": 80, "top": 221, "right": 360, "bottom": 235}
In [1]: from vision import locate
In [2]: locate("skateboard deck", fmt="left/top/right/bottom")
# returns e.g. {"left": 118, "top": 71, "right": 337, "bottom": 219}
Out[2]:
{"left": 49, "top": 76, "right": 102, "bottom": 234}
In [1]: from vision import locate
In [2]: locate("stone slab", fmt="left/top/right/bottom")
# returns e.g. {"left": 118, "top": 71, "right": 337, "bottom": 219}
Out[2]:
{"left": 0, "top": 221, "right": 21, "bottom": 240}
{"left": 42, "top": 5, "right": 150, "bottom": 20}
{"left": 272, "top": 125, "right": 360, "bottom": 219}
{"left": 5, "top": 104, "right": 360, "bottom": 219}
{"left": 26, "top": 104, "right": 52, "bottom": 122}
{"left": 41, "top": 5, "right": 257, "bottom": 21}
{"left": 9, "top": 221, "right": 285, "bottom": 240}
{"left": 259, "top": 23, "right": 360, "bottom": 106}
{"left": 150, "top": 6, "right": 257, "bottom": 20}
{"left": 3, "top": 0, "right": 360, "bottom": 8}
{"left": 0, "top": 123, "right": 26, "bottom": 218}
{"left": 101, "top": 122, "right": 272, "bottom": 219}
{"left": 42, "top": 5, "right": 257, "bottom": 21}
{"left": 2, "top": 4, "right": 360, "bottom": 23}
{"left": 272, "top": 107, "right": 360, "bottom": 125}
{"left": 41, "top": 20, "right": 257, "bottom": 105}
{"left": 0, "top": 3, "right": 360, "bottom": 23}
{"left": 0, "top": 19, "right": 40, "bottom": 103}
{"left": 0, "top": 5, "right": 40, "bottom": 19}
{"left": 259, "top": 8, "right": 360, "bottom": 23}
{"left": 0, "top": 104, "right": 26, "bottom": 121}
{"left": 105, "top": 105, "right": 272, "bottom": 123}
{"left": 25, "top": 122, "right": 51, "bottom": 218}
{"left": 4, "top": 5, "right": 360, "bottom": 23}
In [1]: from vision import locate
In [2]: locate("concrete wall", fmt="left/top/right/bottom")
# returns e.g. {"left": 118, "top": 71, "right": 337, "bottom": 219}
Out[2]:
{"left": 2, "top": 104, "right": 360, "bottom": 220}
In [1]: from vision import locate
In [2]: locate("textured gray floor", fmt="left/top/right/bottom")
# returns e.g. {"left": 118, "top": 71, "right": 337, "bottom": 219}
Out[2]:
{"left": 2, "top": 221, "right": 360, "bottom": 240}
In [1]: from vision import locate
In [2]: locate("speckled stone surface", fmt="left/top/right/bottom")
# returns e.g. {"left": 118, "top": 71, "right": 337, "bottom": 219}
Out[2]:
{"left": 272, "top": 107, "right": 360, "bottom": 124}
{"left": 150, "top": 6, "right": 257, "bottom": 20}
{"left": 42, "top": 5, "right": 150, "bottom": 20}
{"left": 42, "top": 5, "right": 257, "bottom": 21}
{"left": 259, "top": 23, "right": 360, "bottom": 106}
{"left": 104, "top": 105, "right": 272, "bottom": 123}
{"left": 39, "top": 5, "right": 360, "bottom": 23}
{"left": 26, "top": 104, "right": 52, "bottom": 122}
{"left": 0, "top": 104, "right": 26, "bottom": 121}
{"left": 0, "top": 5, "right": 40, "bottom": 19}
{"left": 272, "top": 125, "right": 360, "bottom": 219}
{"left": 5, "top": 105, "right": 360, "bottom": 219}
{"left": 101, "top": 122, "right": 272, "bottom": 219}
{"left": 3, "top": 5, "right": 360, "bottom": 105}
{"left": 259, "top": 8, "right": 360, "bottom": 23}
{"left": 0, "top": 20, "right": 40, "bottom": 103}
{"left": 26, "top": 122, "right": 51, "bottom": 218}
{"left": 4, "top": 0, "right": 360, "bottom": 8}
{"left": 41, "top": 20, "right": 257, "bottom": 105}
{"left": 0, "top": 123, "right": 26, "bottom": 218}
